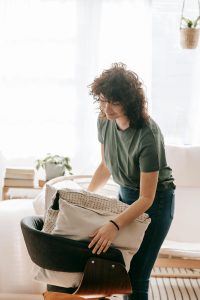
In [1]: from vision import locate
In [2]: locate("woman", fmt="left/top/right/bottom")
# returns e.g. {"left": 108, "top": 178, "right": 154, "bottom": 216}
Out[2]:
{"left": 87, "top": 63, "right": 175, "bottom": 300}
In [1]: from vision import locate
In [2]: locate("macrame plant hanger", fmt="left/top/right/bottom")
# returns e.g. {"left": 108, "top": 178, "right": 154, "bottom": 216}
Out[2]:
{"left": 180, "top": 0, "right": 200, "bottom": 49}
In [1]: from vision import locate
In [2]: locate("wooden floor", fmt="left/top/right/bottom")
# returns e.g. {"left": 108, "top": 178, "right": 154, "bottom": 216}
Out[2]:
{"left": 0, "top": 268, "right": 199, "bottom": 300}
{"left": 110, "top": 267, "right": 200, "bottom": 300}
{"left": 150, "top": 267, "right": 200, "bottom": 299}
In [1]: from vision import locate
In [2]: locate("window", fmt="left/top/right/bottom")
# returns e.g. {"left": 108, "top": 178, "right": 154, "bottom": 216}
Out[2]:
{"left": 0, "top": 0, "right": 151, "bottom": 174}
{"left": 152, "top": 0, "right": 200, "bottom": 145}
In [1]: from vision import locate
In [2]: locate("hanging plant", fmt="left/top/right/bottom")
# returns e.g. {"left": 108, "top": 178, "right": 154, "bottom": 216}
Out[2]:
{"left": 180, "top": 1, "right": 200, "bottom": 49}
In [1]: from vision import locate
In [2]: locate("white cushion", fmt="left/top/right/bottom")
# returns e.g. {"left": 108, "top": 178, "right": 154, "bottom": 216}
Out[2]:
{"left": 165, "top": 145, "right": 200, "bottom": 187}
{"left": 53, "top": 196, "right": 150, "bottom": 253}
{"left": 58, "top": 188, "right": 132, "bottom": 216}
{"left": 161, "top": 240, "right": 200, "bottom": 258}
{"left": 45, "top": 180, "right": 82, "bottom": 212}
{"left": 165, "top": 187, "right": 200, "bottom": 243}
{"left": 33, "top": 179, "right": 83, "bottom": 216}
{"left": 35, "top": 267, "right": 82, "bottom": 288}
{"left": 33, "top": 189, "right": 45, "bottom": 215}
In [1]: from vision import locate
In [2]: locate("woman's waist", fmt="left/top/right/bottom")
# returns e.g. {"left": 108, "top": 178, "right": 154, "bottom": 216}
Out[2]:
{"left": 119, "top": 185, "right": 175, "bottom": 205}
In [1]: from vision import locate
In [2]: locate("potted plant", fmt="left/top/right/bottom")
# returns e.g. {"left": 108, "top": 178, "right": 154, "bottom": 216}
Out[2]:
{"left": 180, "top": 16, "right": 200, "bottom": 49}
{"left": 36, "top": 154, "right": 72, "bottom": 181}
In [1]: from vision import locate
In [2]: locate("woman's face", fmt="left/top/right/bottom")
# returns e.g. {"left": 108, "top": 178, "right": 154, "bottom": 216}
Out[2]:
{"left": 99, "top": 94, "right": 125, "bottom": 120}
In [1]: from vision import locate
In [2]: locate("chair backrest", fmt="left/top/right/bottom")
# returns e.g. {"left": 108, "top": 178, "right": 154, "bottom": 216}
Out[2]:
{"left": 21, "top": 216, "right": 124, "bottom": 272}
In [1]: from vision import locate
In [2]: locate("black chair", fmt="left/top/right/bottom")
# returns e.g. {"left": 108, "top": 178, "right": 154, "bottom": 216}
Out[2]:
{"left": 21, "top": 216, "right": 132, "bottom": 299}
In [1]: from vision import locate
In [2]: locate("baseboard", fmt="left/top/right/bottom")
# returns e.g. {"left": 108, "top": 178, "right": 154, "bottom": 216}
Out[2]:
{"left": 155, "top": 257, "right": 200, "bottom": 269}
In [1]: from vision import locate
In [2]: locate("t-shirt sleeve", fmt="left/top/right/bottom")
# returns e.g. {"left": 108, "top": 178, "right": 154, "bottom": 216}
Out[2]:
{"left": 97, "top": 118, "right": 104, "bottom": 144}
{"left": 139, "top": 129, "right": 167, "bottom": 172}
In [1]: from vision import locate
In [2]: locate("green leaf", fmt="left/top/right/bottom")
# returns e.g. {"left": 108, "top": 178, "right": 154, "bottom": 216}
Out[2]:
{"left": 182, "top": 16, "right": 200, "bottom": 28}
{"left": 182, "top": 17, "right": 193, "bottom": 28}
{"left": 193, "top": 16, "right": 200, "bottom": 28}
{"left": 182, "top": 16, "right": 191, "bottom": 24}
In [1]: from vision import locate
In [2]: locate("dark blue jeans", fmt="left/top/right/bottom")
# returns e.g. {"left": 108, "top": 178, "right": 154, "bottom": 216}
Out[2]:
{"left": 119, "top": 186, "right": 175, "bottom": 300}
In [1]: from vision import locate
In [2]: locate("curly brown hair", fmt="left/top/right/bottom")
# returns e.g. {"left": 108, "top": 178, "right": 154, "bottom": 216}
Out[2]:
{"left": 89, "top": 63, "right": 149, "bottom": 128}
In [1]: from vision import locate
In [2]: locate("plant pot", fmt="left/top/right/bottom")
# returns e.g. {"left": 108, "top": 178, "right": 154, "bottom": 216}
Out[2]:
{"left": 180, "top": 28, "right": 200, "bottom": 49}
{"left": 44, "top": 163, "right": 65, "bottom": 181}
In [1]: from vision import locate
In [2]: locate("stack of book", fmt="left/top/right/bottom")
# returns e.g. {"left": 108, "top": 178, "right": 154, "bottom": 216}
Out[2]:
{"left": 4, "top": 168, "right": 35, "bottom": 187}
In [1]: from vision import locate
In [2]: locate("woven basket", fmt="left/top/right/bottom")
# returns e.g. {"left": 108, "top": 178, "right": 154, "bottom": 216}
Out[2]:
{"left": 180, "top": 28, "right": 200, "bottom": 49}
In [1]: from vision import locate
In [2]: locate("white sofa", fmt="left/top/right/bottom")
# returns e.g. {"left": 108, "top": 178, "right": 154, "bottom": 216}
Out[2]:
{"left": 0, "top": 199, "right": 45, "bottom": 300}
{"left": 156, "top": 145, "right": 200, "bottom": 272}
{"left": 0, "top": 145, "right": 200, "bottom": 299}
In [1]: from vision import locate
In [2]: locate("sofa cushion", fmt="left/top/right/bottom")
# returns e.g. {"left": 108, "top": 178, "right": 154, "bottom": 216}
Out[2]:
{"left": 161, "top": 240, "right": 200, "bottom": 258}
{"left": 165, "top": 187, "right": 200, "bottom": 243}
{"left": 165, "top": 145, "right": 200, "bottom": 188}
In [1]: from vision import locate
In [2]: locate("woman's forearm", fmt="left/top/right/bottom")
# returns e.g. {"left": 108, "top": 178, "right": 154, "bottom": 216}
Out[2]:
{"left": 113, "top": 171, "right": 158, "bottom": 229}
{"left": 87, "top": 162, "right": 111, "bottom": 192}
{"left": 114, "top": 196, "right": 151, "bottom": 229}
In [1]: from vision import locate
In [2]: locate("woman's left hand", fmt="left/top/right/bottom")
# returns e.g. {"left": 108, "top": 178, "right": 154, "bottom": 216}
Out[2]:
{"left": 88, "top": 222, "right": 119, "bottom": 255}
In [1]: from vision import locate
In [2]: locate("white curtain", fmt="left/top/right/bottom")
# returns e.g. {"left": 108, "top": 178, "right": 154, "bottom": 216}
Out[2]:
{"left": 152, "top": 0, "right": 200, "bottom": 145}
{"left": 0, "top": 0, "right": 151, "bottom": 178}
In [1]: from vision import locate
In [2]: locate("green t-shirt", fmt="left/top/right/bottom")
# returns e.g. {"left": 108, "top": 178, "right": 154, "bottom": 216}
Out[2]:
{"left": 97, "top": 117, "right": 175, "bottom": 191}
